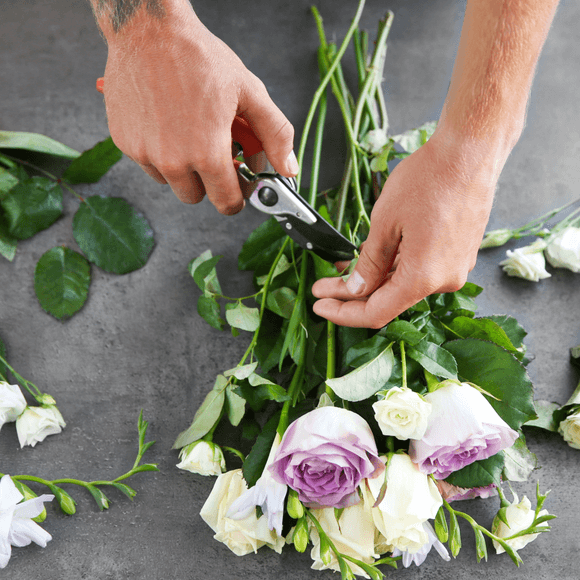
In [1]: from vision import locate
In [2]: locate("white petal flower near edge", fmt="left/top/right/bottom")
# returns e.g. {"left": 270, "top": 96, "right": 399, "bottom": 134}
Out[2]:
{"left": 16, "top": 406, "right": 66, "bottom": 448}
{"left": 391, "top": 521, "right": 450, "bottom": 568}
{"left": 499, "top": 239, "right": 551, "bottom": 281}
{"left": 545, "top": 226, "right": 580, "bottom": 272}
{"left": 0, "top": 382, "right": 27, "bottom": 430}
{"left": 176, "top": 440, "right": 226, "bottom": 476}
{"left": 0, "top": 475, "right": 54, "bottom": 569}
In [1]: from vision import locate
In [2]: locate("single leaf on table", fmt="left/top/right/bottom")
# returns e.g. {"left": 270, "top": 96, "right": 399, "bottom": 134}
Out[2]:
{"left": 197, "top": 295, "right": 224, "bottom": 330}
{"left": 225, "top": 302, "right": 260, "bottom": 332}
{"left": 444, "top": 452, "right": 505, "bottom": 489}
{"left": 326, "top": 343, "right": 395, "bottom": 402}
{"left": 172, "top": 375, "right": 227, "bottom": 448}
{"left": 34, "top": 246, "right": 91, "bottom": 319}
{"left": 72, "top": 196, "right": 154, "bottom": 274}
{"left": 407, "top": 338, "right": 458, "bottom": 381}
{"left": 0, "top": 130, "right": 80, "bottom": 158}
{"left": 267, "top": 286, "right": 297, "bottom": 319}
{"left": 443, "top": 338, "right": 536, "bottom": 430}
{"left": 188, "top": 250, "right": 222, "bottom": 295}
{"left": 0, "top": 177, "right": 63, "bottom": 239}
{"left": 238, "top": 217, "right": 286, "bottom": 274}
{"left": 502, "top": 432, "right": 537, "bottom": 482}
{"left": 62, "top": 137, "right": 123, "bottom": 184}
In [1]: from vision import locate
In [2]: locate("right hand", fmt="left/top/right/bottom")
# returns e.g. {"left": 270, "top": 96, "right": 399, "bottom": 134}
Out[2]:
{"left": 99, "top": 1, "right": 296, "bottom": 215}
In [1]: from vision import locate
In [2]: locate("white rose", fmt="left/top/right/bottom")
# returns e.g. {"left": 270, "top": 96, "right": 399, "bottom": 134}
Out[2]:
{"left": 362, "top": 453, "right": 442, "bottom": 553}
{"left": 15, "top": 406, "right": 65, "bottom": 448}
{"left": 200, "top": 469, "right": 284, "bottom": 556}
{"left": 545, "top": 227, "right": 580, "bottom": 273}
{"left": 499, "top": 239, "right": 551, "bottom": 281}
{"left": 176, "top": 441, "right": 226, "bottom": 476}
{"left": 309, "top": 493, "right": 378, "bottom": 578}
{"left": 372, "top": 387, "right": 431, "bottom": 440}
{"left": 0, "top": 382, "right": 27, "bottom": 429}
{"left": 558, "top": 409, "right": 580, "bottom": 450}
{"left": 492, "top": 493, "right": 549, "bottom": 553}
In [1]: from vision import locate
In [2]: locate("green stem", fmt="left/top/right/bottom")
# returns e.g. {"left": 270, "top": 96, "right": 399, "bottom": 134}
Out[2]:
{"left": 325, "top": 321, "right": 337, "bottom": 401}
{"left": 0, "top": 353, "right": 44, "bottom": 400}
{"left": 335, "top": 156, "right": 353, "bottom": 232}
{"left": 400, "top": 340, "right": 407, "bottom": 390}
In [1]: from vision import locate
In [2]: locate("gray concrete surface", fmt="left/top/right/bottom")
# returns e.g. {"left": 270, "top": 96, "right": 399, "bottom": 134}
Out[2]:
{"left": 1, "top": 0, "right": 579, "bottom": 578}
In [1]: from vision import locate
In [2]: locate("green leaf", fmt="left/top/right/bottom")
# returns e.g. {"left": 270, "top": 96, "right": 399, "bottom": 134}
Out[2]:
{"left": 326, "top": 343, "right": 395, "bottom": 402}
{"left": 445, "top": 452, "right": 505, "bottom": 488}
{"left": 72, "top": 196, "right": 154, "bottom": 274}
{"left": 197, "top": 295, "right": 224, "bottom": 330}
{"left": 407, "top": 338, "right": 458, "bottom": 380}
{"left": 279, "top": 293, "right": 305, "bottom": 368}
{"left": 448, "top": 317, "right": 522, "bottom": 358}
{"left": 238, "top": 217, "right": 286, "bottom": 274}
{"left": 0, "top": 166, "right": 19, "bottom": 195}
{"left": 311, "top": 251, "right": 340, "bottom": 279}
{"left": 225, "top": 302, "right": 260, "bottom": 332}
{"left": 172, "top": 375, "right": 227, "bottom": 448}
{"left": 225, "top": 385, "right": 246, "bottom": 426}
{"left": 0, "top": 130, "right": 80, "bottom": 158}
{"left": 243, "top": 411, "right": 279, "bottom": 487}
{"left": 524, "top": 400, "right": 560, "bottom": 432}
{"left": 254, "top": 311, "right": 286, "bottom": 373}
{"left": 188, "top": 250, "right": 222, "bottom": 295}
{"left": 223, "top": 362, "right": 258, "bottom": 380}
{"left": 62, "top": 137, "right": 123, "bottom": 184}
{"left": 487, "top": 315, "right": 527, "bottom": 349}
{"left": 474, "top": 527, "right": 488, "bottom": 563}
{"left": 0, "top": 177, "right": 63, "bottom": 239}
{"left": 87, "top": 485, "right": 110, "bottom": 511}
{"left": 267, "top": 287, "right": 297, "bottom": 319}
{"left": 256, "top": 253, "right": 291, "bottom": 285}
{"left": 502, "top": 432, "right": 537, "bottom": 482}
{"left": 345, "top": 334, "right": 391, "bottom": 368}
{"left": 130, "top": 463, "right": 159, "bottom": 474}
{"left": 391, "top": 121, "right": 437, "bottom": 153}
{"left": 381, "top": 320, "right": 425, "bottom": 346}
{"left": 0, "top": 223, "right": 17, "bottom": 261}
{"left": 34, "top": 247, "right": 91, "bottom": 319}
{"left": 111, "top": 482, "right": 137, "bottom": 500}
{"left": 235, "top": 375, "right": 291, "bottom": 412}
{"left": 443, "top": 339, "right": 536, "bottom": 430}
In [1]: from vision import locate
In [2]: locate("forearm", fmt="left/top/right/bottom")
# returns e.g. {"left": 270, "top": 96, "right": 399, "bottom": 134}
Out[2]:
{"left": 439, "top": 0, "right": 560, "bottom": 156}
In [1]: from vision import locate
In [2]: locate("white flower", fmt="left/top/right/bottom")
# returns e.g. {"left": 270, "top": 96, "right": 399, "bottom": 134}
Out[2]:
{"left": 480, "top": 228, "right": 513, "bottom": 249}
{"left": 200, "top": 469, "right": 285, "bottom": 556}
{"left": 545, "top": 227, "right": 580, "bottom": 273}
{"left": 361, "top": 129, "right": 389, "bottom": 154}
{"left": 558, "top": 409, "right": 580, "bottom": 450}
{"left": 0, "top": 475, "right": 54, "bottom": 569}
{"left": 391, "top": 521, "right": 450, "bottom": 567}
{"left": 492, "top": 493, "right": 549, "bottom": 554}
{"left": 176, "top": 441, "right": 226, "bottom": 476}
{"left": 372, "top": 387, "right": 431, "bottom": 440}
{"left": 499, "top": 239, "right": 551, "bottom": 281}
{"left": 308, "top": 493, "right": 378, "bottom": 578}
{"left": 0, "top": 382, "right": 27, "bottom": 430}
{"left": 362, "top": 453, "right": 442, "bottom": 553}
{"left": 15, "top": 406, "right": 65, "bottom": 448}
{"left": 227, "top": 434, "right": 287, "bottom": 535}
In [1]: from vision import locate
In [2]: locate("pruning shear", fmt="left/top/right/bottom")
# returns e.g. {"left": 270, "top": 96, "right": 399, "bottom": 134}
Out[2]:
{"left": 96, "top": 78, "right": 356, "bottom": 263}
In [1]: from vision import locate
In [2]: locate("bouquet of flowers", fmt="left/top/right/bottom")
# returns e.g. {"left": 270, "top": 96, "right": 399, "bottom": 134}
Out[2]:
{"left": 174, "top": 3, "right": 554, "bottom": 577}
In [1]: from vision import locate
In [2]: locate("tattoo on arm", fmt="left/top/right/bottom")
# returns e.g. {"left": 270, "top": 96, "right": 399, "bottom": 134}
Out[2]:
{"left": 95, "top": 0, "right": 166, "bottom": 33}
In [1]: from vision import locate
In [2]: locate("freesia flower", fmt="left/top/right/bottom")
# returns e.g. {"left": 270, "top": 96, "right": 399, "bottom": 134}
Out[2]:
{"left": 200, "top": 469, "right": 284, "bottom": 556}
{"left": 176, "top": 440, "right": 226, "bottom": 476}
{"left": 227, "top": 434, "right": 287, "bottom": 535}
{"left": 409, "top": 381, "right": 518, "bottom": 479}
{"left": 372, "top": 387, "right": 432, "bottom": 440}
{"left": 0, "top": 475, "right": 54, "bottom": 569}
{"left": 0, "top": 382, "right": 27, "bottom": 431}
{"left": 491, "top": 492, "right": 549, "bottom": 554}
{"left": 16, "top": 405, "right": 65, "bottom": 448}
{"left": 558, "top": 408, "right": 580, "bottom": 450}
{"left": 436, "top": 480, "right": 498, "bottom": 502}
{"left": 269, "top": 407, "right": 383, "bottom": 509}
{"left": 361, "top": 453, "right": 442, "bottom": 553}
{"left": 391, "top": 521, "right": 450, "bottom": 567}
{"left": 545, "top": 227, "right": 580, "bottom": 272}
{"left": 499, "top": 238, "right": 551, "bottom": 281}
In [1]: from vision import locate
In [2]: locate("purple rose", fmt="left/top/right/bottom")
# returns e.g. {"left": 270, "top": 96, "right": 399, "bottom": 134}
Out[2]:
{"left": 268, "top": 407, "right": 383, "bottom": 509}
{"left": 409, "top": 381, "right": 518, "bottom": 479}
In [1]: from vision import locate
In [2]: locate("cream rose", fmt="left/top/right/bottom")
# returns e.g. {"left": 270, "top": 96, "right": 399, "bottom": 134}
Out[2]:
{"left": 558, "top": 409, "right": 580, "bottom": 450}
{"left": 176, "top": 441, "right": 226, "bottom": 476}
{"left": 200, "top": 469, "right": 284, "bottom": 556}
{"left": 15, "top": 406, "right": 65, "bottom": 448}
{"left": 0, "top": 382, "right": 27, "bottom": 430}
{"left": 545, "top": 227, "right": 580, "bottom": 272}
{"left": 499, "top": 239, "right": 551, "bottom": 281}
{"left": 372, "top": 387, "right": 431, "bottom": 440}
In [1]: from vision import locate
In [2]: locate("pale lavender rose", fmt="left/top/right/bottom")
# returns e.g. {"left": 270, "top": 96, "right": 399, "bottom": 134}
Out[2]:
{"left": 409, "top": 382, "right": 518, "bottom": 479}
{"left": 269, "top": 407, "right": 383, "bottom": 509}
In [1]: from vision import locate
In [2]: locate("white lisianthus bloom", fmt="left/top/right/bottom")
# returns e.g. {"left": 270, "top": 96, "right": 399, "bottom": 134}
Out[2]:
{"left": 499, "top": 239, "right": 551, "bottom": 281}
{"left": 200, "top": 469, "right": 284, "bottom": 556}
{"left": 492, "top": 493, "right": 549, "bottom": 554}
{"left": 308, "top": 492, "right": 378, "bottom": 578}
{"left": 16, "top": 406, "right": 65, "bottom": 448}
{"left": 391, "top": 521, "right": 450, "bottom": 567}
{"left": 545, "top": 227, "right": 580, "bottom": 273}
{"left": 0, "top": 475, "right": 54, "bottom": 569}
{"left": 0, "top": 382, "right": 27, "bottom": 430}
{"left": 176, "top": 441, "right": 226, "bottom": 476}
{"left": 362, "top": 453, "right": 442, "bottom": 553}
{"left": 372, "top": 387, "right": 432, "bottom": 440}
{"left": 558, "top": 409, "right": 580, "bottom": 450}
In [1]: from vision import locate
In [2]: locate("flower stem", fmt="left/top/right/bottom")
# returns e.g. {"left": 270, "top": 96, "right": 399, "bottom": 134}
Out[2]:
{"left": 400, "top": 340, "right": 407, "bottom": 390}
{"left": 0, "top": 353, "right": 44, "bottom": 400}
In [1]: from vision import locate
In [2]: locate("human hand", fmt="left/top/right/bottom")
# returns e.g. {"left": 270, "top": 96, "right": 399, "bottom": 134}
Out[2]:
{"left": 311, "top": 131, "right": 505, "bottom": 328}
{"left": 99, "top": 2, "right": 296, "bottom": 214}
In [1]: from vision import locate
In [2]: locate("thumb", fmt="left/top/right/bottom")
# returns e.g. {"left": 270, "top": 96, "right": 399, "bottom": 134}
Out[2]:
{"left": 239, "top": 79, "right": 297, "bottom": 177}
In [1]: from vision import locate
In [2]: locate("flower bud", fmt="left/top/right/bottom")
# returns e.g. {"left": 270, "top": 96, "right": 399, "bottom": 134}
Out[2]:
{"left": 286, "top": 489, "right": 305, "bottom": 519}
{"left": 558, "top": 408, "right": 580, "bottom": 449}
{"left": 480, "top": 229, "right": 513, "bottom": 249}
{"left": 292, "top": 517, "right": 309, "bottom": 553}
{"left": 176, "top": 440, "right": 225, "bottom": 476}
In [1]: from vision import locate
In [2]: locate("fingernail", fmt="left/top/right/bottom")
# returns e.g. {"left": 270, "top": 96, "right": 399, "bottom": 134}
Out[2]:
{"left": 286, "top": 150, "right": 299, "bottom": 175}
{"left": 346, "top": 270, "right": 366, "bottom": 295}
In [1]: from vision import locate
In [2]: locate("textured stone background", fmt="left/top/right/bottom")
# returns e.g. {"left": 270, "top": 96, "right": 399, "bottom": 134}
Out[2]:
{"left": 1, "top": 0, "right": 579, "bottom": 578}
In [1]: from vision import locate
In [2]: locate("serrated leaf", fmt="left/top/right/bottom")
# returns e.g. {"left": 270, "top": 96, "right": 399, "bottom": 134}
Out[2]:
{"left": 407, "top": 338, "right": 458, "bottom": 380}
{"left": 524, "top": 400, "right": 560, "bottom": 432}
{"left": 445, "top": 452, "right": 505, "bottom": 488}
{"left": 111, "top": 482, "right": 137, "bottom": 500}
{"left": 72, "top": 196, "right": 154, "bottom": 274}
{"left": 238, "top": 217, "right": 286, "bottom": 274}
{"left": 197, "top": 295, "right": 224, "bottom": 330}
{"left": 34, "top": 246, "right": 91, "bottom": 319}
{"left": 224, "top": 362, "right": 258, "bottom": 380}
{"left": 188, "top": 250, "right": 222, "bottom": 294}
{"left": 267, "top": 287, "right": 297, "bottom": 319}
{"left": 0, "top": 130, "right": 80, "bottom": 158}
{"left": 443, "top": 339, "right": 536, "bottom": 430}
{"left": 345, "top": 335, "right": 391, "bottom": 368}
{"left": 326, "top": 343, "right": 395, "bottom": 402}
{"left": 256, "top": 253, "right": 291, "bottom": 285}
{"left": 87, "top": 485, "right": 109, "bottom": 511}
{"left": 225, "top": 385, "right": 246, "bottom": 426}
{"left": 487, "top": 315, "right": 527, "bottom": 349}
{"left": 502, "top": 432, "right": 537, "bottom": 482}
{"left": 381, "top": 320, "right": 425, "bottom": 346}
{"left": 172, "top": 375, "right": 227, "bottom": 448}
{"left": 0, "top": 177, "right": 63, "bottom": 239}
{"left": 243, "top": 411, "right": 279, "bottom": 487}
{"left": 448, "top": 316, "right": 521, "bottom": 358}
{"left": 225, "top": 302, "right": 259, "bottom": 332}
{"left": 62, "top": 137, "right": 123, "bottom": 184}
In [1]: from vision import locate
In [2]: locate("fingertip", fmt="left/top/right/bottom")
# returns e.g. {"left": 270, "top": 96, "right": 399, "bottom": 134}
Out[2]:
{"left": 345, "top": 270, "right": 366, "bottom": 296}
{"left": 285, "top": 150, "right": 299, "bottom": 176}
